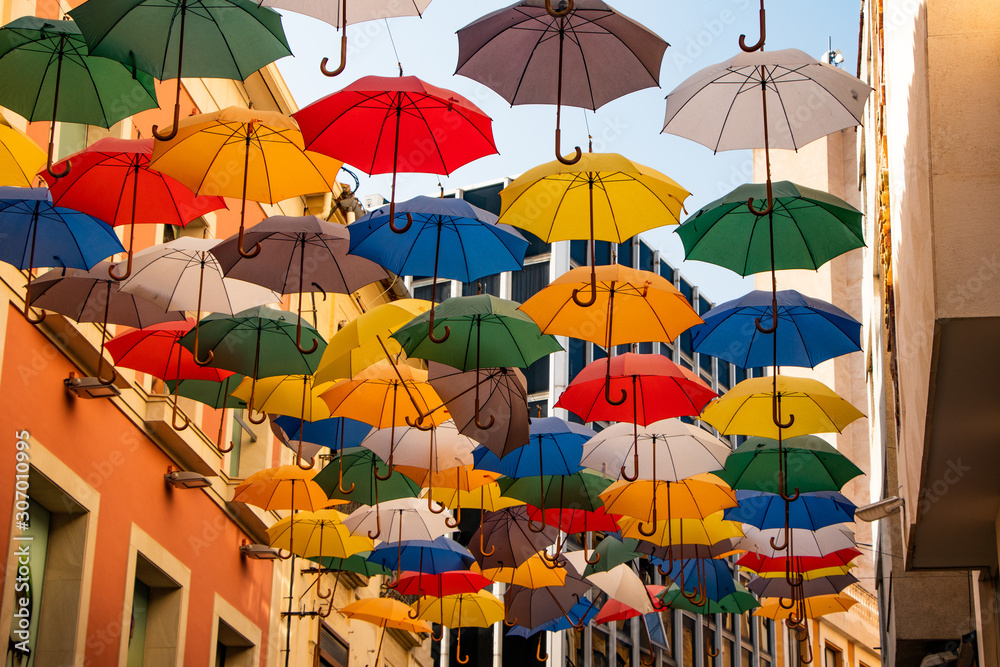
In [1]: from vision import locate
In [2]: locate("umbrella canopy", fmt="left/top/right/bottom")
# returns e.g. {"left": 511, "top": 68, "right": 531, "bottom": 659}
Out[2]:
{"left": 0, "top": 124, "right": 44, "bottom": 188}
{"left": 395, "top": 570, "right": 493, "bottom": 598}
{"left": 118, "top": 238, "right": 281, "bottom": 314}
{"left": 563, "top": 553, "right": 660, "bottom": 614}
{"left": 717, "top": 435, "right": 865, "bottom": 494}
{"left": 259, "top": 0, "right": 430, "bottom": 29}
{"left": 167, "top": 376, "right": 246, "bottom": 410}
{"left": 495, "top": 430, "right": 586, "bottom": 478}
{"left": 313, "top": 447, "right": 421, "bottom": 506}
{"left": 653, "top": 558, "right": 738, "bottom": 601}
{"left": 105, "top": 319, "right": 228, "bottom": 382}
{"left": 394, "top": 465, "right": 498, "bottom": 492}
{"left": 737, "top": 548, "right": 862, "bottom": 574}
{"left": 470, "top": 506, "right": 558, "bottom": 569}
{"left": 343, "top": 498, "right": 455, "bottom": 543}
{"left": 557, "top": 354, "right": 717, "bottom": 425}
{"left": 747, "top": 573, "right": 858, "bottom": 599}
{"left": 690, "top": 289, "right": 862, "bottom": 368}
{"left": 349, "top": 196, "right": 527, "bottom": 283}
{"left": 499, "top": 152, "right": 688, "bottom": 245}
{"left": 754, "top": 594, "right": 857, "bottom": 621}
{"left": 662, "top": 49, "right": 871, "bottom": 152}
{"left": 309, "top": 553, "right": 391, "bottom": 578}
{"left": 579, "top": 419, "right": 730, "bottom": 482}
{"left": 506, "top": 595, "right": 600, "bottom": 637}
{"left": 700, "top": 376, "right": 865, "bottom": 439}
{"left": 271, "top": 415, "right": 371, "bottom": 452}
{"left": 599, "top": 477, "right": 738, "bottom": 522}
{"left": 498, "top": 471, "right": 612, "bottom": 514}
{"left": 414, "top": 591, "right": 505, "bottom": 628}
{"left": 658, "top": 582, "right": 759, "bottom": 615}
{"left": 427, "top": 481, "right": 524, "bottom": 514}
{"left": 526, "top": 506, "right": 620, "bottom": 535}
{"left": 635, "top": 538, "right": 744, "bottom": 563}
{"left": 617, "top": 513, "right": 744, "bottom": 549}
{"left": 583, "top": 537, "right": 643, "bottom": 576}
{"left": 736, "top": 525, "right": 857, "bottom": 559}
{"left": 724, "top": 490, "right": 857, "bottom": 531}
{"left": 504, "top": 580, "right": 592, "bottom": 630}
{"left": 339, "top": 597, "right": 431, "bottom": 633}
{"left": 368, "top": 537, "right": 476, "bottom": 574}
{"left": 233, "top": 465, "right": 330, "bottom": 511}
{"left": 676, "top": 182, "right": 864, "bottom": 277}
{"left": 358, "top": 420, "right": 477, "bottom": 472}
{"left": 320, "top": 362, "right": 446, "bottom": 429}
{"left": 428, "top": 363, "right": 529, "bottom": 459}
{"left": 231, "top": 375, "right": 333, "bottom": 420}
{"left": 315, "top": 299, "right": 432, "bottom": 383}
{"left": 267, "top": 509, "right": 373, "bottom": 559}
{"left": 481, "top": 552, "right": 567, "bottom": 588}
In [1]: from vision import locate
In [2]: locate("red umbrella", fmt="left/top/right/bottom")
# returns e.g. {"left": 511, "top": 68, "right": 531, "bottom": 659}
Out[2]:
{"left": 736, "top": 548, "right": 862, "bottom": 574}
{"left": 556, "top": 353, "right": 717, "bottom": 425}
{"left": 43, "top": 138, "right": 227, "bottom": 280}
{"left": 105, "top": 319, "right": 234, "bottom": 431}
{"left": 394, "top": 570, "right": 494, "bottom": 600}
{"left": 293, "top": 75, "right": 498, "bottom": 231}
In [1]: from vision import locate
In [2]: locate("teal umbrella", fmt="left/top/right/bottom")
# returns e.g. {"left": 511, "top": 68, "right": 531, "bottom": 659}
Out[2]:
{"left": 314, "top": 448, "right": 420, "bottom": 514}
{"left": 392, "top": 294, "right": 561, "bottom": 429}
{"left": 70, "top": 0, "right": 290, "bottom": 140}
{"left": 715, "top": 435, "right": 864, "bottom": 495}
{"left": 165, "top": 374, "right": 246, "bottom": 452}
{"left": 0, "top": 16, "right": 157, "bottom": 177}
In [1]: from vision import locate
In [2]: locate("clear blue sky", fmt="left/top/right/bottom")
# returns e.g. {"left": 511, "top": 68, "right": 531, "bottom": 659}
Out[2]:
{"left": 275, "top": 0, "right": 861, "bottom": 304}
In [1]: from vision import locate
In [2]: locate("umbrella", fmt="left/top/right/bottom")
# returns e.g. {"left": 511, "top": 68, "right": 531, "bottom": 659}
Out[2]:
{"left": 349, "top": 196, "right": 527, "bottom": 340}
{"left": 579, "top": 419, "right": 730, "bottom": 483}
{"left": 737, "top": 548, "right": 862, "bottom": 575}
{"left": 256, "top": 0, "right": 431, "bottom": 76}
{"left": 210, "top": 215, "right": 391, "bottom": 351}
{"left": 293, "top": 75, "right": 498, "bottom": 227}
{"left": 0, "top": 16, "right": 157, "bottom": 177}
{"left": 599, "top": 477, "right": 738, "bottom": 523}
{"left": 320, "top": 362, "right": 446, "bottom": 432}
{"left": 394, "top": 570, "right": 493, "bottom": 599}
{"left": 676, "top": 183, "right": 864, "bottom": 278}
{"left": 314, "top": 299, "right": 432, "bottom": 383}
{"left": 653, "top": 558, "right": 738, "bottom": 604}
{"left": 307, "top": 553, "right": 391, "bottom": 578}
{"left": 428, "top": 363, "right": 529, "bottom": 459}
{"left": 393, "top": 295, "right": 561, "bottom": 427}
{"left": 0, "top": 124, "right": 44, "bottom": 188}
{"left": 367, "top": 537, "right": 476, "bottom": 576}
{"left": 168, "top": 374, "right": 246, "bottom": 449}
{"left": 147, "top": 107, "right": 343, "bottom": 257}
{"left": 557, "top": 353, "right": 716, "bottom": 427}
{"left": 658, "top": 582, "right": 759, "bottom": 615}
{"left": 634, "top": 538, "right": 743, "bottom": 563}
{"left": 691, "top": 289, "right": 862, "bottom": 369}
{"left": 343, "top": 497, "right": 454, "bottom": 544}
{"left": 495, "top": 430, "right": 586, "bottom": 478}
{"left": 616, "top": 513, "right": 744, "bottom": 549}
{"left": 469, "top": 506, "right": 558, "bottom": 570}
{"left": 520, "top": 264, "right": 700, "bottom": 404}
{"left": 700, "top": 376, "right": 865, "bottom": 441}
{"left": 499, "top": 152, "right": 688, "bottom": 299}
{"left": 43, "top": 137, "right": 227, "bottom": 279}
{"left": 426, "top": 481, "right": 524, "bottom": 515}
{"left": 28, "top": 261, "right": 184, "bottom": 383}
{"left": 313, "top": 447, "right": 421, "bottom": 506}
{"left": 736, "top": 525, "right": 856, "bottom": 559}
{"left": 270, "top": 415, "right": 371, "bottom": 457}
{"left": 717, "top": 435, "right": 865, "bottom": 495}
{"left": 456, "top": 0, "right": 667, "bottom": 164}
{"left": 506, "top": 594, "right": 600, "bottom": 637}
{"left": 105, "top": 319, "right": 230, "bottom": 430}
{"left": 70, "top": 0, "right": 291, "bottom": 141}
{"left": 267, "top": 509, "right": 373, "bottom": 559}
{"left": 754, "top": 593, "right": 857, "bottom": 621}
{"left": 724, "top": 490, "right": 856, "bottom": 531}
{"left": 481, "top": 552, "right": 567, "bottom": 589}
{"left": 339, "top": 597, "right": 431, "bottom": 664}
{"left": 563, "top": 553, "right": 662, "bottom": 615}
{"left": 179, "top": 307, "right": 327, "bottom": 423}
{"left": 504, "top": 579, "right": 592, "bottom": 630}
{"left": 414, "top": 591, "right": 504, "bottom": 651}
{"left": 0, "top": 187, "right": 124, "bottom": 324}
{"left": 582, "top": 537, "right": 642, "bottom": 577}
{"left": 747, "top": 573, "right": 858, "bottom": 599}
{"left": 756, "top": 564, "right": 854, "bottom": 581}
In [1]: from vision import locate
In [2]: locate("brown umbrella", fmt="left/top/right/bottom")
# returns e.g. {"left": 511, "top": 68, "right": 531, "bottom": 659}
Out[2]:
{"left": 469, "top": 506, "right": 558, "bottom": 570}
{"left": 428, "top": 362, "right": 530, "bottom": 458}
{"left": 504, "top": 578, "right": 593, "bottom": 630}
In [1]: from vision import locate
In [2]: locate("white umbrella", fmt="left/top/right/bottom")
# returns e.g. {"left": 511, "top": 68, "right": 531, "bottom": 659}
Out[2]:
{"left": 563, "top": 552, "right": 660, "bottom": 615}
{"left": 662, "top": 48, "right": 872, "bottom": 153}
{"left": 579, "top": 419, "right": 730, "bottom": 482}
{"left": 735, "top": 524, "right": 856, "bottom": 559}
{"left": 342, "top": 497, "right": 454, "bottom": 543}
{"left": 359, "top": 419, "right": 478, "bottom": 472}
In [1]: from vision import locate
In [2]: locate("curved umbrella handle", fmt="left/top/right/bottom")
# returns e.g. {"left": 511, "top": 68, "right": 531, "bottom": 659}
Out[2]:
{"left": 707, "top": 638, "right": 720, "bottom": 659}
{"left": 192, "top": 321, "right": 215, "bottom": 367}
{"left": 545, "top": 0, "right": 573, "bottom": 17}
{"left": 427, "top": 495, "right": 446, "bottom": 514}
{"left": 779, "top": 485, "right": 801, "bottom": 502}
{"left": 152, "top": 78, "right": 183, "bottom": 142}
{"left": 604, "top": 377, "right": 627, "bottom": 406}
{"left": 275, "top": 548, "right": 293, "bottom": 560}
{"left": 108, "top": 252, "right": 133, "bottom": 282}
{"left": 24, "top": 304, "right": 45, "bottom": 324}
{"left": 237, "top": 225, "right": 262, "bottom": 259}
{"left": 374, "top": 460, "right": 394, "bottom": 481}
{"left": 474, "top": 398, "right": 495, "bottom": 430}
{"left": 571, "top": 275, "right": 597, "bottom": 307}
{"left": 786, "top": 570, "right": 804, "bottom": 587}
{"left": 430, "top": 625, "right": 444, "bottom": 642}
{"left": 219, "top": 441, "right": 235, "bottom": 454}
{"left": 504, "top": 616, "right": 517, "bottom": 627}
{"left": 584, "top": 539, "right": 601, "bottom": 565}
{"left": 555, "top": 128, "right": 582, "bottom": 166}
{"left": 427, "top": 305, "right": 451, "bottom": 344}
{"left": 536, "top": 635, "right": 548, "bottom": 662}
{"left": 445, "top": 506, "right": 461, "bottom": 529}
{"left": 746, "top": 178, "right": 774, "bottom": 217}
{"left": 96, "top": 358, "right": 118, "bottom": 387}
{"left": 620, "top": 449, "right": 640, "bottom": 482}
{"left": 46, "top": 143, "right": 71, "bottom": 179}
{"left": 387, "top": 199, "right": 413, "bottom": 234}
{"left": 337, "top": 452, "right": 355, "bottom": 494}
{"left": 769, "top": 529, "right": 789, "bottom": 552}
{"left": 367, "top": 509, "right": 381, "bottom": 540}
{"left": 772, "top": 394, "right": 794, "bottom": 430}
{"left": 540, "top": 549, "right": 563, "bottom": 570}
{"left": 407, "top": 600, "right": 421, "bottom": 620}
{"left": 318, "top": 599, "right": 335, "bottom": 618}
{"left": 739, "top": 3, "right": 766, "bottom": 52}
{"left": 320, "top": 2, "right": 348, "bottom": 77}
{"left": 479, "top": 527, "right": 495, "bottom": 557}
{"left": 456, "top": 628, "right": 469, "bottom": 664}
{"left": 171, "top": 398, "right": 190, "bottom": 432}
{"left": 778, "top": 596, "right": 795, "bottom": 610}
{"left": 754, "top": 309, "right": 778, "bottom": 334}
{"left": 405, "top": 413, "right": 435, "bottom": 431}
{"left": 296, "top": 446, "right": 316, "bottom": 471}
{"left": 248, "top": 409, "right": 267, "bottom": 425}
{"left": 295, "top": 320, "right": 319, "bottom": 355}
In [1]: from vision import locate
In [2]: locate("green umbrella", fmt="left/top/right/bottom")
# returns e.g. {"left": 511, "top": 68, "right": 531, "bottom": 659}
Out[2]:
{"left": 315, "top": 447, "right": 420, "bottom": 506}
{"left": 715, "top": 435, "right": 864, "bottom": 495}
{"left": 658, "top": 582, "right": 759, "bottom": 615}
{"left": 70, "top": 0, "right": 291, "bottom": 140}
{"left": 178, "top": 306, "right": 326, "bottom": 424}
{"left": 583, "top": 537, "right": 642, "bottom": 577}
{"left": 675, "top": 181, "right": 864, "bottom": 277}
{"left": 392, "top": 295, "right": 561, "bottom": 429}
{"left": 165, "top": 375, "right": 247, "bottom": 410}
{"left": 0, "top": 16, "right": 157, "bottom": 177}
{"left": 307, "top": 552, "right": 391, "bottom": 578}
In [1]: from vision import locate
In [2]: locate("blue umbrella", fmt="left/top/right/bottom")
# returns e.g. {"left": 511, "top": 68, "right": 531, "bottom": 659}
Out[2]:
{"left": 0, "top": 187, "right": 124, "bottom": 323}
{"left": 724, "top": 490, "right": 856, "bottom": 531}
{"left": 472, "top": 445, "right": 504, "bottom": 474}
{"left": 477, "top": 417, "right": 595, "bottom": 478}
{"left": 349, "top": 195, "right": 528, "bottom": 343}
{"left": 272, "top": 415, "right": 372, "bottom": 451}
{"left": 690, "top": 289, "right": 861, "bottom": 369}
{"left": 651, "top": 558, "right": 738, "bottom": 603}
{"left": 368, "top": 537, "right": 476, "bottom": 576}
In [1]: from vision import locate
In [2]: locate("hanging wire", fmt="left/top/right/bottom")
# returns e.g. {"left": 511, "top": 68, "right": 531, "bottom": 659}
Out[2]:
{"left": 384, "top": 19, "right": 403, "bottom": 76}
{"left": 582, "top": 110, "right": 593, "bottom": 152}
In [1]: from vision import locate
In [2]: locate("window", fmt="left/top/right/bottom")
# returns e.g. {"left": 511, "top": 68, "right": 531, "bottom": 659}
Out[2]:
{"left": 682, "top": 616, "right": 696, "bottom": 667}
{"left": 824, "top": 644, "right": 843, "bottom": 667}
{"left": 618, "top": 240, "right": 633, "bottom": 267}
{"left": 594, "top": 240, "right": 612, "bottom": 266}
{"left": 462, "top": 274, "right": 500, "bottom": 296}
{"left": 523, "top": 356, "right": 550, "bottom": 397}
{"left": 317, "top": 623, "right": 349, "bottom": 667}
{"left": 660, "top": 259, "right": 674, "bottom": 283}
{"left": 639, "top": 243, "right": 654, "bottom": 272}
{"left": 214, "top": 620, "right": 255, "bottom": 666}
{"left": 616, "top": 617, "right": 634, "bottom": 666}
{"left": 571, "top": 239, "right": 588, "bottom": 267}
{"left": 128, "top": 553, "right": 184, "bottom": 665}
{"left": 593, "top": 628, "right": 611, "bottom": 667}
{"left": 569, "top": 337, "right": 586, "bottom": 381}
{"left": 511, "top": 261, "right": 549, "bottom": 303}
{"left": 413, "top": 281, "right": 451, "bottom": 303}
{"left": 461, "top": 183, "right": 504, "bottom": 215}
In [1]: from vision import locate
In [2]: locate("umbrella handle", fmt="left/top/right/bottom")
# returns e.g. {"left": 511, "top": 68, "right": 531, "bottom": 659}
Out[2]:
{"left": 248, "top": 409, "right": 267, "bottom": 425}
{"left": 427, "top": 495, "right": 447, "bottom": 514}
{"left": 152, "top": 77, "right": 183, "bottom": 142}
{"left": 427, "top": 306, "right": 451, "bottom": 344}
{"left": 275, "top": 548, "right": 293, "bottom": 560}
{"left": 237, "top": 225, "right": 262, "bottom": 259}
{"left": 786, "top": 570, "right": 804, "bottom": 587}
{"left": 46, "top": 143, "right": 71, "bottom": 179}
{"left": 320, "top": 2, "right": 348, "bottom": 77}
{"left": 318, "top": 598, "right": 335, "bottom": 618}
{"left": 479, "top": 530, "right": 495, "bottom": 557}
{"left": 778, "top": 596, "right": 795, "bottom": 610}
{"left": 540, "top": 549, "right": 563, "bottom": 570}
{"left": 109, "top": 250, "right": 133, "bottom": 282}
{"left": 504, "top": 616, "right": 517, "bottom": 627}
{"left": 429, "top": 625, "right": 443, "bottom": 642}
{"left": 337, "top": 451, "right": 355, "bottom": 494}
{"left": 769, "top": 528, "right": 788, "bottom": 551}
{"left": 527, "top": 513, "right": 548, "bottom": 533}
{"left": 571, "top": 276, "right": 597, "bottom": 307}
{"left": 96, "top": 361, "right": 118, "bottom": 387}
{"left": 405, "top": 413, "right": 435, "bottom": 431}
{"left": 544, "top": 0, "right": 573, "bottom": 18}
{"left": 739, "top": 2, "right": 766, "bottom": 52}
{"left": 474, "top": 398, "right": 495, "bottom": 430}
{"left": 637, "top": 487, "right": 657, "bottom": 536}
{"left": 445, "top": 506, "right": 461, "bottom": 529}
{"left": 367, "top": 509, "right": 381, "bottom": 540}
{"left": 407, "top": 599, "right": 421, "bottom": 620}
{"left": 706, "top": 637, "right": 720, "bottom": 659}
{"left": 779, "top": 485, "right": 801, "bottom": 502}
{"left": 171, "top": 397, "right": 190, "bottom": 432}
{"left": 220, "top": 441, "right": 235, "bottom": 453}
{"left": 536, "top": 635, "right": 548, "bottom": 662}
{"left": 555, "top": 128, "right": 582, "bottom": 166}
{"left": 387, "top": 200, "right": 414, "bottom": 234}
{"left": 456, "top": 628, "right": 470, "bottom": 664}
{"left": 620, "top": 454, "right": 639, "bottom": 482}
{"left": 295, "top": 320, "right": 319, "bottom": 354}
{"left": 584, "top": 539, "right": 601, "bottom": 565}
{"left": 754, "top": 310, "right": 778, "bottom": 335}
{"left": 745, "top": 186, "right": 774, "bottom": 217}
{"left": 296, "top": 450, "right": 316, "bottom": 471}
{"left": 771, "top": 395, "right": 794, "bottom": 430}
{"left": 23, "top": 304, "right": 45, "bottom": 324}
{"left": 604, "top": 377, "right": 627, "bottom": 406}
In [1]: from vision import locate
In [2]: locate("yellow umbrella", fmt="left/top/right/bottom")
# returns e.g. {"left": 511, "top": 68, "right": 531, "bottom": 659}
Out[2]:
{"left": 754, "top": 593, "right": 857, "bottom": 620}
{"left": 0, "top": 124, "right": 44, "bottom": 187}
{"left": 481, "top": 552, "right": 567, "bottom": 588}
{"left": 267, "top": 509, "right": 373, "bottom": 559}
{"left": 148, "top": 106, "right": 343, "bottom": 258}
{"left": 500, "top": 153, "right": 689, "bottom": 313}
{"left": 415, "top": 592, "right": 505, "bottom": 656}
{"left": 599, "top": 474, "right": 738, "bottom": 522}
{"left": 314, "top": 299, "right": 432, "bottom": 383}
{"left": 428, "top": 482, "right": 524, "bottom": 513}
{"left": 756, "top": 564, "right": 854, "bottom": 580}
{"left": 320, "top": 361, "right": 448, "bottom": 429}
{"left": 699, "top": 376, "right": 865, "bottom": 439}
{"left": 618, "top": 512, "right": 744, "bottom": 548}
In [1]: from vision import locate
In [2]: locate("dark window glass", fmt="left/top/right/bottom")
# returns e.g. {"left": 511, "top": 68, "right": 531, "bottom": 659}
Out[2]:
{"left": 595, "top": 240, "right": 612, "bottom": 265}
{"left": 682, "top": 617, "right": 696, "bottom": 667}
{"left": 461, "top": 183, "right": 504, "bottom": 215}
{"left": 700, "top": 350, "right": 713, "bottom": 374}
{"left": 639, "top": 342, "right": 653, "bottom": 355}
{"left": 735, "top": 366, "right": 747, "bottom": 384}
{"left": 569, "top": 337, "right": 586, "bottom": 381}
{"left": 679, "top": 279, "right": 694, "bottom": 304}
{"left": 660, "top": 259, "right": 674, "bottom": 283}
{"left": 414, "top": 282, "right": 450, "bottom": 303}
{"left": 592, "top": 344, "right": 607, "bottom": 361}
{"left": 512, "top": 262, "right": 549, "bottom": 303}
{"left": 699, "top": 296, "right": 713, "bottom": 315}
{"left": 618, "top": 239, "right": 633, "bottom": 267}
{"left": 523, "top": 356, "right": 550, "bottom": 396}
{"left": 462, "top": 274, "right": 500, "bottom": 296}
{"left": 718, "top": 360, "right": 731, "bottom": 390}
{"left": 680, "top": 331, "right": 693, "bottom": 358}
{"left": 520, "top": 228, "right": 550, "bottom": 258}
{"left": 640, "top": 242, "right": 654, "bottom": 272}
{"left": 571, "top": 239, "right": 588, "bottom": 267}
